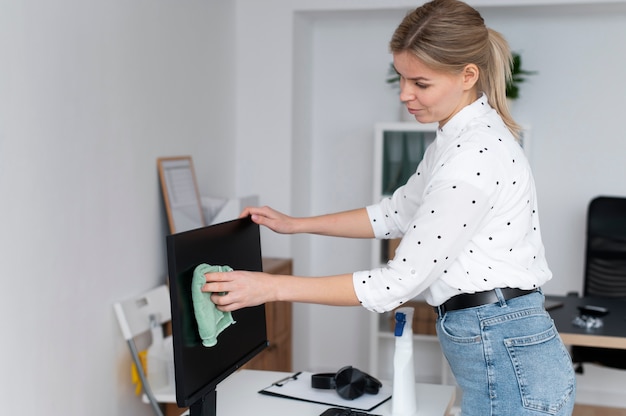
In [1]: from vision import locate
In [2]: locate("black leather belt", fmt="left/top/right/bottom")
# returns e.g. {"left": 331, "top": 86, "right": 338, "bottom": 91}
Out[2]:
{"left": 436, "top": 288, "right": 538, "bottom": 315}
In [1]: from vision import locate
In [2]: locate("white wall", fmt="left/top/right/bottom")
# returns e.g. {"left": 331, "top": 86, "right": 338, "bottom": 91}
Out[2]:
{"left": 304, "top": 9, "right": 409, "bottom": 373}
{"left": 0, "top": 1, "right": 235, "bottom": 415}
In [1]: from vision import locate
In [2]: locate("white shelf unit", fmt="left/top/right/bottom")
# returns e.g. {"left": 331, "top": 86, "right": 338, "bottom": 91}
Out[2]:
{"left": 368, "top": 122, "right": 455, "bottom": 387}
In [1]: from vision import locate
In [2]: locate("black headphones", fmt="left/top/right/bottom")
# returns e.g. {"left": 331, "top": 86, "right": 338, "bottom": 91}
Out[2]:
{"left": 311, "top": 366, "right": 382, "bottom": 400}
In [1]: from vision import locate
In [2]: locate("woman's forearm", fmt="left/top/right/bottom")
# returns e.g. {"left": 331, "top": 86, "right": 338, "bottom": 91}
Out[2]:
{"left": 243, "top": 205, "right": 375, "bottom": 239}
{"left": 273, "top": 273, "right": 361, "bottom": 306}
{"left": 293, "top": 208, "right": 375, "bottom": 238}
{"left": 206, "top": 271, "right": 361, "bottom": 311}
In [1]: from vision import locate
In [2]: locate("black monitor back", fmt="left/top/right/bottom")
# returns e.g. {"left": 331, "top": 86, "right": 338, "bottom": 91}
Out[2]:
{"left": 166, "top": 217, "right": 267, "bottom": 408}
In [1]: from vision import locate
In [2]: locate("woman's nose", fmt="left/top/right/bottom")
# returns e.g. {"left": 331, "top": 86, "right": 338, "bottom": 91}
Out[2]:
{"left": 399, "top": 81, "right": 415, "bottom": 103}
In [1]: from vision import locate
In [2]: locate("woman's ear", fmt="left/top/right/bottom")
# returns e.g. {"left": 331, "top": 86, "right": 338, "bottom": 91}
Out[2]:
{"left": 462, "top": 64, "right": 479, "bottom": 90}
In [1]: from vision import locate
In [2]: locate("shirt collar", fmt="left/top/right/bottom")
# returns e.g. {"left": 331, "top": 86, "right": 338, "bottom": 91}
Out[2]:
{"left": 437, "top": 93, "right": 490, "bottom": 140}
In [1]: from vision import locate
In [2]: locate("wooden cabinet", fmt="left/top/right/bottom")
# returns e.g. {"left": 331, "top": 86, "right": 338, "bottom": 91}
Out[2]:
{"left": 244, "top": 257, "right": 293, "bottom": 372}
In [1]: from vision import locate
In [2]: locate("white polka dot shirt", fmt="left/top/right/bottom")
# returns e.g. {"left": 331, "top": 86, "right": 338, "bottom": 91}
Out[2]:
{"left": 354, "top": 94, "right": 552, "bottom": 312}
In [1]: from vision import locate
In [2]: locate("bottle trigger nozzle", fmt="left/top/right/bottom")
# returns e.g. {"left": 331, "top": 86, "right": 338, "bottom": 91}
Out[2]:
{"left": 394, "top": 312, "right": 406, "bottom": 336}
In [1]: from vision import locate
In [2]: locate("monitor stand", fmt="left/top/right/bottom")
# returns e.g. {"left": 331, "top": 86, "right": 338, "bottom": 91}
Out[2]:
{"left": 189, "top": 390, "right": 216, "bottom": 416}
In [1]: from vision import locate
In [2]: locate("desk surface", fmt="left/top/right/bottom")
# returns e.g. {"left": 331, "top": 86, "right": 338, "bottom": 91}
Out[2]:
{"left": 546, "top": 295, "right": 626, "bottom": 349}
{"left": 158, "top": 369, "right": 456, "bottom": 416}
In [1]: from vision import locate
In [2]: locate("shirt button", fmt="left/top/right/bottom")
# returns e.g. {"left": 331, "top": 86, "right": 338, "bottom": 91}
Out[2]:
{"left": 410, "top": 269, "right": 416, "bottom": 275}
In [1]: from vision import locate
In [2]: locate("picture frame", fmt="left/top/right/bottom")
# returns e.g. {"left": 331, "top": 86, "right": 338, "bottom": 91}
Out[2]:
{"left": 157, "top": 156, "right": 205, "bottom": 233}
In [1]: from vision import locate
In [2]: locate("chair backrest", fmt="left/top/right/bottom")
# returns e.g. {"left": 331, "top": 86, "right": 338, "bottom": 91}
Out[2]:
{"left": 114, "top": 285, "right": 171, "bottom": 341}
{"left": 584, "top": 196, "right": 626, "bottom": 298}
{"left": 114, "top": 285, "right": 171, "bottom": 416}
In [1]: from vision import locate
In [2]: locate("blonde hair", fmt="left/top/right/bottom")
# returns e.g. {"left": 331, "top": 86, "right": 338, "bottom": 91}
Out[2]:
{"left": 390, "top": 0, "right": 520, "bottom": 139}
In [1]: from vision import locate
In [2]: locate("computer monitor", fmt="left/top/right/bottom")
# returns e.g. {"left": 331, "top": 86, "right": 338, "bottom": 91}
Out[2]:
{"left": 166, "top": 217, "right": 268, "bottom": 416}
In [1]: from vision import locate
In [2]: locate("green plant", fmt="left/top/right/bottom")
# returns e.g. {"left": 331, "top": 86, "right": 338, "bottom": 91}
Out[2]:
{"left": 506, "top": 52, "right": 537, "bottom": 100}
{"left": 386, "top": 63, "right": 400, "bottom": 86}
{"left": 385, "top": 52, "right": 536, "bottom": 99}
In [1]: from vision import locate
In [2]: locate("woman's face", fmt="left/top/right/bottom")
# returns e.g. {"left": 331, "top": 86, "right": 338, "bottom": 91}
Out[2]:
{"left": 393, "top": 51, "right": 478, "bottom": 127}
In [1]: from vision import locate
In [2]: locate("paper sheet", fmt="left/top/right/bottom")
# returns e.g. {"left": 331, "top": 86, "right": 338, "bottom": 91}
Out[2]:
{"left": 258, "top": 371, "right": 392, "bottom": 411}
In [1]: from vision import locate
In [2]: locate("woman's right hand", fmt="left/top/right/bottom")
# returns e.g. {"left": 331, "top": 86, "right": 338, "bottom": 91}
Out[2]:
{"left": 240, "top": 205, "right": 297, "bottom": 234}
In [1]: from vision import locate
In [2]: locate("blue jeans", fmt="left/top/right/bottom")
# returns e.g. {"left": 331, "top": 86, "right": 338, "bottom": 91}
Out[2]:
{"left": 436, "top": 290, "right": 576, "bottom": 415}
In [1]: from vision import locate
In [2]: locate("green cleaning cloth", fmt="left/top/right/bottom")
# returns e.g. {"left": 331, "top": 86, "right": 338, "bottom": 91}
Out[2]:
{"left": 191, "top": 263, "right": 235, "bottom": 347}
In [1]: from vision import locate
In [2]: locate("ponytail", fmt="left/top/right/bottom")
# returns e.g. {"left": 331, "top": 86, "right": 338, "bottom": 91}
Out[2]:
{"left": 484, "top": 29, "right": 522, "bottom": 140}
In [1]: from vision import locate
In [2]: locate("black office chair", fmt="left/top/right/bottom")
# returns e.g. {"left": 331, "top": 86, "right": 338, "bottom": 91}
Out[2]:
{"left": 572, "top": 196, "right": 626, "bottom": 373}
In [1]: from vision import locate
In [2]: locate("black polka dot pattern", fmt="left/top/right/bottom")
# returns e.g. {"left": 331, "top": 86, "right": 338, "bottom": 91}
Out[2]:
{"left": 353, "top": 94, "right": 552, "bottom": 313}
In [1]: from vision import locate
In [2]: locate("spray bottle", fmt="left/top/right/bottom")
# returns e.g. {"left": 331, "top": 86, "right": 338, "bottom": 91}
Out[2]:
{"left": 391, "top": 306, "right": 417, "bottom": 416}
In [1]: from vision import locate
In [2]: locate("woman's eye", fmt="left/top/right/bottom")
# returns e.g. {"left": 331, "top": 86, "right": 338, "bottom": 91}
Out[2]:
{"left": 415, "top": 82, "right": 429, "bottom": 89}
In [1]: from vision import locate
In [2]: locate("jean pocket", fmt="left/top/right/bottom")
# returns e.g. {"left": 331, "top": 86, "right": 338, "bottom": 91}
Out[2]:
{"left": 438, "top": 313, "right": 482, "bottom": 344}
{"left": 504, "top": 324, "right": 575, "bottom": 414}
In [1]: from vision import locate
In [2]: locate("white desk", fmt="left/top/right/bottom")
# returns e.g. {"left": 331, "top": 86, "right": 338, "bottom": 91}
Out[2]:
{"left": 159, "top": 369, "right": 455, "bottom": 416}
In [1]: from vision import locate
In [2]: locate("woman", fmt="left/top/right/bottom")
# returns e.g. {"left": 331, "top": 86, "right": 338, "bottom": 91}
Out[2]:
{"left": 204, "top": 0, "right": 576, "bottom": 414}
